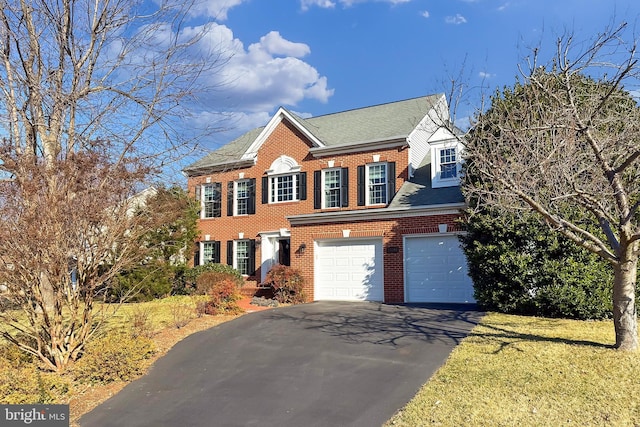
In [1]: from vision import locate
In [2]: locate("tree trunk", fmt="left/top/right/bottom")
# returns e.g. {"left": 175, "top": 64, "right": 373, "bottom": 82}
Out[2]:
{"left": 612, "top": 253, "right": 638, "bottom": 350}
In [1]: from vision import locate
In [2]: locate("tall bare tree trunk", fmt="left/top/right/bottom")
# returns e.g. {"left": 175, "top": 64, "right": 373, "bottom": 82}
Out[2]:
{"left": 612, "top": 253, "right": 638, "bottom": 350}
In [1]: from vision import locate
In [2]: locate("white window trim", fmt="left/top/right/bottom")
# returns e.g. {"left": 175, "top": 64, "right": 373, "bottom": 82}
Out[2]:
{"left": 431, "top": 141, "right": 463, "bottom": 188}
{"left": 233, "top": 179, "right": 250, "bottom": 216}
{"left": 233, "top": 240, "right": 250, "bottom": 276}
{"left": 322, "top": 168, "right": 342, "bottom": 209}
{"left": 201, "top": 183, "right": 221, "bottom": 219}
{"left": 200, "top": 241, "right": 217, "bottom": 265}
{"left": 269, "top": 173, "right": 299, "bottom": 204}
{"left": 365, "top": 162, "right": 388, "bottom": 206}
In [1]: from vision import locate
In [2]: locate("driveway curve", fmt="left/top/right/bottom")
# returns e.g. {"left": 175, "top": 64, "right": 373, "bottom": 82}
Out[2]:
{"left": 79, "top": 302, "right": 483, "bottom": 427}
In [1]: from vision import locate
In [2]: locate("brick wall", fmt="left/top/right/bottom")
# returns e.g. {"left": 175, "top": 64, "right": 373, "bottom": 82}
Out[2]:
{"left": 290, "top": 213, "right": 463, "bottom": 303}
{"left": 187, "top": 118, "right": 410, "bottom": 283}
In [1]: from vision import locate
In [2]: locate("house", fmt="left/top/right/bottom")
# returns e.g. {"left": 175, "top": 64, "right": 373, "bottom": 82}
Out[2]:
{"left": 183, "top": 94, "right": 475, "bottom": 304}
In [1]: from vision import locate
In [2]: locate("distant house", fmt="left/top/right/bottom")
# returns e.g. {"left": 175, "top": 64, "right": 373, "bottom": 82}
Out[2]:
{"left": 183, "top": 95, "right": 475, "bottom": 304}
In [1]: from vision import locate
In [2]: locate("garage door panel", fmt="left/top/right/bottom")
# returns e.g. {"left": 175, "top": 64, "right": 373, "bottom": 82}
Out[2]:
{"left": 315, "top": 239, "right": 383, "bottom": 301}
{"left": 405, "top": 235, "right": 475, "bottom": 303}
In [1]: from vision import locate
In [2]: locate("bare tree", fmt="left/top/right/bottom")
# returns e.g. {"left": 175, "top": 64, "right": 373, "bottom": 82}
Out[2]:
{"left": 462, "top": 23, "right": 640, "bottom": 350}
{"left": 0, "top": 0, "right": 225, "bottom": 370}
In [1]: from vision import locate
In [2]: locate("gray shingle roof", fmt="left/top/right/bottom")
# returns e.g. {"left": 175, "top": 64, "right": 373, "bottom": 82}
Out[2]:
{"left": 184, "top": 95, "right": 442, "bottom": 174}
{"left": 388, "top": 152, "right": 464, "bottom": 208}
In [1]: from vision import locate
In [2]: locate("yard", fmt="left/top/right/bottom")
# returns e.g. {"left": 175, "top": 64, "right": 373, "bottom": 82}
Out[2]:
{"left": 387, "top": 312, "right": 640, "bottom": 426}
{"left": 2, "top": 299, "right": 639, "bottom": 426}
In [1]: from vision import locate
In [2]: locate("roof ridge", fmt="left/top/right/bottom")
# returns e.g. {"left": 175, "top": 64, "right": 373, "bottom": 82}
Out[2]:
{"left": 305, "top": 94, "right": 441, "bottom": 120}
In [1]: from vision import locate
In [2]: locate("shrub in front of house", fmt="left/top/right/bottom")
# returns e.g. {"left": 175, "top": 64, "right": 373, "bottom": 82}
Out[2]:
{"left": 181, "top": 263, "right": 244, "bottom": 295}
{"left": 0, "top": 344, "right": 70, "bottom": 403}
{"left": 265, "top": 265, "right": 306, "bottom": 304}
{"left": 71, "top": 332, "right": 156, "bottom": 384}
{"left": 199, "top": 276, "right": 243, "bottom": 315}
{"left": 460, "top": 211, "right": 614, "bottom": 320}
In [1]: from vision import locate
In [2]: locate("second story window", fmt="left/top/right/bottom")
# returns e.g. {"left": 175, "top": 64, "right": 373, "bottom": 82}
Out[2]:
{"left": 262, "top": 155, "right": 307, "bottom": 204}
{"left": 273, "top": 174, "right": 296, "bottom": 202}
{"left": 196, "top": 182, "right": 221, "bottom": 218}
{"left": 228, "top": 179, "right": 256, "bottom": 216}
{"left": 367, "top": 163, "right": 387, "bottom": 205}
{"left": 314, "top": 168, "right": 349, "bottom": 209}
{"left": 357, "top": 162, "right": 396, "bottom": 207}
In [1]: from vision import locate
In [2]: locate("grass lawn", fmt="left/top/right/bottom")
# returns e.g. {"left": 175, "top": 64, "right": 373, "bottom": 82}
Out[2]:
{"left": 386, "top": 312, "right": 640, "bottom": 426}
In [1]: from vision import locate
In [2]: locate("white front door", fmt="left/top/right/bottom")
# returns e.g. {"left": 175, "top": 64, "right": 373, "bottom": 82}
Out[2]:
{"left": 260, "top": 231, "right": 290, "bottom": 283}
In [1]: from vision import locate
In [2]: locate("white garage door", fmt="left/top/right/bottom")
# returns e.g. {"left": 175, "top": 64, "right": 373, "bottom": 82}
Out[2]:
{"left": 315, "top": 239, "right": 383, "bottom": 301}
{"left": 404, "top": 235, "right": 475, "bottom": 303}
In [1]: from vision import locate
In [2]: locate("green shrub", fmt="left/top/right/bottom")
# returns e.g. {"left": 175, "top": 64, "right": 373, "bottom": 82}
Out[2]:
{"left": 0, "top": 345, "right": 70, "bottom": 404}
{"left": 460, "top": 211, "right": 613, "bottom": 320}
{"left": 108, "top": 261, "right": 176, "bottom": 302}
{"left": 200, "top": 276, "right": 243, "bottom": 315}
{"left": 182, "top": 264, "right": 244, "bottom": 295}
{"left": 265, "top": 265, "right": 306, "bottom": 304}
{"left": 72, "top": 332, "right": 155, "bottom": 384}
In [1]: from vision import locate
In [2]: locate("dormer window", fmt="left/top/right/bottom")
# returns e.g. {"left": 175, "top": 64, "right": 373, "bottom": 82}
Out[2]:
{"left": 439, "top": 148, "right": 458, "bottom": 179}
{"left": 431, "top": 141, "right": 462, "bottom": 188}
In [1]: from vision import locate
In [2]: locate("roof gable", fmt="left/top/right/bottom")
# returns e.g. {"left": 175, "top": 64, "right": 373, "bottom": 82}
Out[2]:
{"left": 241, "top": 108, "right": 325, "bottom": 161}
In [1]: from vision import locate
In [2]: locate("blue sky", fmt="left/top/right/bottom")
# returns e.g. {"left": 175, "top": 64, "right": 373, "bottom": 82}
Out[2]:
{"left": 180, "top": 0, "right": 640, "bottom": 152}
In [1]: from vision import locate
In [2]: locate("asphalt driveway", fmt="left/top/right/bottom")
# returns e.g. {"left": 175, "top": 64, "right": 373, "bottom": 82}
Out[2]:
{"left": 79, "top": 302, "right": 483, "bottom": 427}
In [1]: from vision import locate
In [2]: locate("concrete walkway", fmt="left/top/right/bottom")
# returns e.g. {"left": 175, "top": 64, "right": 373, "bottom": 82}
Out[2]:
{"left": 80, "top": 301, "right": 483, "bottom": 427}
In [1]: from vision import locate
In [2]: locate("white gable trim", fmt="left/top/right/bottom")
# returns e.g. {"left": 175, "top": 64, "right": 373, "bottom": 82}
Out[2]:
{"left": 241, "top": 108, "right": 325, "bottom": 161}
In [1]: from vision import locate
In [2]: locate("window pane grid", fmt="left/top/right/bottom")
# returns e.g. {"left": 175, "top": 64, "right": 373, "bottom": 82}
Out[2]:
{"left": 440, "top": 148, "right": 457, "bottom": 179}
{"left": 203, "top": 185, "right": 220, "bottom": 218}
{"left": 324, "top": 169, "right": 341, "bottom": 208}
{"left": 203, "top": 242, "right": 216, "bottom": 264}
{"left": 271, "top": 174, "right": 296, "bottom": 202}
{"left": 368, "top": 164, "right": 387, "bottom": 205}
{"left": 236, "top": 181, "right": 249, "bottom": 215}
{"left": 236, "top": 241, "right": 249, "bottom": 275}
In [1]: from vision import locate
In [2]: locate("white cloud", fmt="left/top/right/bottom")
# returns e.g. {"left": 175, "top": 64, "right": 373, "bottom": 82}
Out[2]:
{"left": 420, "top": 10, "right": 430, "bottom": 18}
{"left": 497, "top": 2, "right": 510, "bottom": 11}
{"left": 253, "top": 31, "right": 311, "bottom": 58}
{"left": 302, "top": 0, "right": 411, "bottom": 10}
{"left": 189, "top": 23, "right": 333, "bottom": 116}
{"left": 445, "top": 14, "right": 467, "bottom": 25}
{"left": 301, "top": 0, "right": 336, "bottom": 10}
{"left": 187, "top": 0, "right": 247, "bottom": 20}
{"left": 478, "top": 71, "right": 494, "bottom": 79}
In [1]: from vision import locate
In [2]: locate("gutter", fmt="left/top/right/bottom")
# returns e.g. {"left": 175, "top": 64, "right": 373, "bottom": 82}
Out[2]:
{"left": 287, "top": 202, "right": 466, "bottom": 225}
{"left": 308, "top": 137, "right": 408, "bottom": 157}
{"left": 183, "top": 158, "right": 256, "bottom": 177}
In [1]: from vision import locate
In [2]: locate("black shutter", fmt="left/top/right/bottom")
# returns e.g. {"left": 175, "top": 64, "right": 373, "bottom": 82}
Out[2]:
{"left": 193, "top": 245, "right": 200, "bottom": 267}
{"left": 248, "top": 178, "right": 256, "bottom": 214}
{"left": 215, "top": 183, "right": 222, "bottom": 217}
{"left": 248, "top": 239, "right": 256, "bottom": 276}
{"left": 227, "top": 181, "right": 234, "bottom": 216}
{"left": 262, "top": 176, "right": 269, "bottom": 204}
{"left": 341, "top": 168, "right": 349, "bottom": 207}
{"left": 227, "top": 240, "right": 233, "bottom": 266}
{"left": 313, "top": 170, "right": 321, "bottom": 209}
{"left": 214, "top": 241, "right": 221, "bottom": 264}
{"left": 299, "top": 172, "right": 307, "bottom": 200}
{"left": 357, "top": 165, "right": 365, "bottom": 206}
{"left": 387, "top": 162, "right": 396, "bottom": 203}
